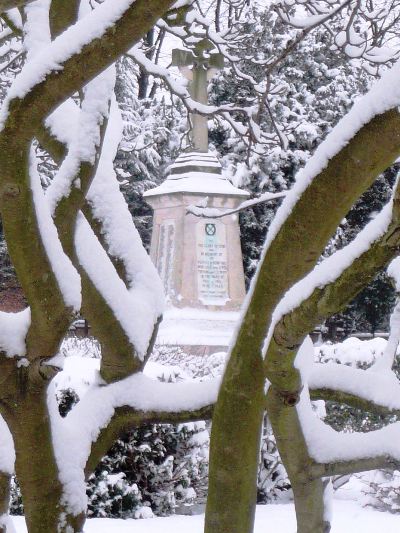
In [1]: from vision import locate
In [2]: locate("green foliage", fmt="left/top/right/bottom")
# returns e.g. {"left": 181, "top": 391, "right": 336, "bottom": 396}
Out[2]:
{"left": 257, "top": 417, "right": 291, "bottom": 503}
{"left": 87, "top": 422, "right": 209, "bottom": 518}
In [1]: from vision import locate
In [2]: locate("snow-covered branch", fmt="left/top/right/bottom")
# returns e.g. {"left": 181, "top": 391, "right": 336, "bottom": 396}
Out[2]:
{"left": 49, "top": 375, "right": 219, "bottom": 515}
{"left": 309, "top": 363, "right": 400, "bottom": 416}
{"left": 229, "top": 55, "right": 400, "bottom": 395}
{"left": 187, "top": 191, "right": 286, "bottom": 218}
{"left": 127, "top": 45, "right": 266, "bottom": 144}
{"left": 277, "top": 0, "right": 400, "bottom": 72}
{"left": 0, "top": 0, "right": 34, "bottom": 14}
{"left": 298, "top": 383, "right": 400, "bottom": 478}
{"left": 0, "top": 0, "right": 176, "bottom": 136}
{"left": 264, "top": 192, "right": 400, "bottom": 394}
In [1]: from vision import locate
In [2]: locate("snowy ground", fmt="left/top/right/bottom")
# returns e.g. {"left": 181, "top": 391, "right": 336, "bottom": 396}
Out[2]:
{"left": 9, "top": 499, "right": 400, "bottom": 532}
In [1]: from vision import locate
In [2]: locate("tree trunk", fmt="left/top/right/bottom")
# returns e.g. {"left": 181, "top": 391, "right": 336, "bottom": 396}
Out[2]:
{"left": 205, "top": 350, "right": 265, "bottom": 533}
{"left": 266, "top": 387, "right": 331, "bottom": 533}
{"left": 0, "top": 472, "right": 11, "bottom": 533}
{"left": 0, "top": 366, "right": 85, "bottom": 533}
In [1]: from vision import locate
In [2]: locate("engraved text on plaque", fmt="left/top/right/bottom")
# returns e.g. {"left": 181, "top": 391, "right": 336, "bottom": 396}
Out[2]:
{"left": 196, "top": 221, "right": 228, "bottom": 305}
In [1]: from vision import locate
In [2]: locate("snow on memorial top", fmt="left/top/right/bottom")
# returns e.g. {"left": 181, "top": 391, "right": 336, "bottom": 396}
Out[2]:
{"left": 143, "top": 151, "right": 248, "bottom": 197}
{"left": 144, "top": 36, "right": 247, "bottom": 199}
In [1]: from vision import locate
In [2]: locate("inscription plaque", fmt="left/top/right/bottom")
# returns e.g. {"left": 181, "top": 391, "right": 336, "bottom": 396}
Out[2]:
{"left": 196, "top": 220, "right": 228, "bottom": 305}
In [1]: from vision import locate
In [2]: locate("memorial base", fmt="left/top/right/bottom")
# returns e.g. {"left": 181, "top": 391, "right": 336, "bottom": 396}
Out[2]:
{"left": 155, "top": 306, "right": 241, "bottom": 355}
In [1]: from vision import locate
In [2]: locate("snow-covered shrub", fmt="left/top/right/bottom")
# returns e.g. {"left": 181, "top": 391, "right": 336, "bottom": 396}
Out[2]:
{"left": 257, "top": 417, "right": 291, "bottom": 503}
{"left": 87, "top": 471, "right": 143, "bottom": 518}
{"left": 315, "top": 338, "right": 400, "bottom": 512}
{"left": 87, "top": 421, "right": 209, "bottom": 518}
{"left": 9, "top": 477, "right": 22, "bottom": 516}
{"left": 150, "top": 345, "right": 226, "bottom": 380}
{"left": 59, "top": 335, "right": 101, "bottom": 360}
{"left": 15, "top": 340, "right": 290, "bottom": 518}
{"left": 362, "top": 470, "right": 400, "bottom": 513}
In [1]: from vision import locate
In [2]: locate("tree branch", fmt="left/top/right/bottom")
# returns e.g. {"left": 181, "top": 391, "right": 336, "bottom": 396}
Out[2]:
{"left": 1, "top": 0, "right": 176, "bottom": 139}
{"left": 265, "top": 192, "right": 400, "bottom": 396}
{"left": 265, "top": 387, "right": 329, "bottom": 533}
{"left": 85, "top": 401, "right": 214, "bottom": 477}
{"left": 310, "top": 385, "right": 400, "bottom": 417}
{"left": 311, "top": 454, "right": 400, "bottom": 479}
{"left": 186, "top": 191, "right": 286, "bottom": 219}
{"left": 0, "top": 0, "right": 33, "bottom": 14}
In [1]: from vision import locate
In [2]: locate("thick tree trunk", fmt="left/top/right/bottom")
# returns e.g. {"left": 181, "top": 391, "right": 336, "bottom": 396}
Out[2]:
{"left": 266, "top": 387, "right": 330, "bottom": 533}
{"left": 0, "top": 365, "right": 85, "bottom": 533}
{"left": 205, "top": 350, "right": 265, "bottom": 533}
{"left": 205, "top": 108, "right": 400, "bottom": 533}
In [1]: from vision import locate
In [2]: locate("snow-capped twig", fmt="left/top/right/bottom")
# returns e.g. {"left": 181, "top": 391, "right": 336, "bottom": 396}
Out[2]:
{"left": 127, "top": 45, "right": 269, "bottom": 145}
{"left": 187, "top": 191, "right": 286, "bottom": 219}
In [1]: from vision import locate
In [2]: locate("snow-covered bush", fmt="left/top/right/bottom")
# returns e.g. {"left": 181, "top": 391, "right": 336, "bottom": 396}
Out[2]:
{"left": 87, "top": 421, "right": 209, "bottom": 518}
{"left": 85, "top": 471, "right": 143, "bottom": 519}
{"left": 315, "top": 337, "right": 400, "bottom": 513}
{"left": 53, "top": 339, "right": 210, "bottom": 518}
{"left": 258, "top": 417, "right": 291, "bottom": 503}
{"left": 49, "top": 340, "right": 292, "bottom": 517}
{"left": 362, "top": 470, "right": 400, "bottom": 513}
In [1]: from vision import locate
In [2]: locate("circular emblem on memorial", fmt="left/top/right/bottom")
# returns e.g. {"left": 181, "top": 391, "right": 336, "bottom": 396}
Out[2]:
{"left": 205, "top": 223, "right": 216, "bottom": 236}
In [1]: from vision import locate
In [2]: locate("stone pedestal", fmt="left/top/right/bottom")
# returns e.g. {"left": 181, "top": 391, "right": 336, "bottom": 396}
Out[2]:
{"left": 144, "top": 151, "right": 248, "bottom": 351}
{"left": 144, "top": 152, "right": 248, "bottom": 309}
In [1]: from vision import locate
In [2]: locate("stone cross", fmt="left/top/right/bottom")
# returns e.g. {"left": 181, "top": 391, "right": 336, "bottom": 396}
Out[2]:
{"left": 172, "top": 38, "right": 224, "bottom": 152}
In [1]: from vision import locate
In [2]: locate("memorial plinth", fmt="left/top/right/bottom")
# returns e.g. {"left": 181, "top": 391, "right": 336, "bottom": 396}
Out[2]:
{"left": 144, "top": 151, "right": 248, "bottom": 309}
{"left": 144, "top": 151, "right": 249, "bottom": 353}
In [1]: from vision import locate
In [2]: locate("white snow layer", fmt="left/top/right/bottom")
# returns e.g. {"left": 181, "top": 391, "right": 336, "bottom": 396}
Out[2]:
{"left": 369, "top": 298, "right": 400, "bottom": 373}
{"left": 388, "top": 256, "right": 400, "bottom": 291}
{"left": 74, "top": 97, "right": 164, "bottom": 357}
{"left": 296, "top": 340, "right": 400, "bottom": 467}
{"left": 24, "top": 0, "right": 51, "bottom": 60}
{"left": 0, "top": 515, "right": 15, "bottom": 533}
{"left": 0, "top": 0, "right": 139, "bottom": 127}
{"left": 48, "top": 373, "right": 219, "bottom": 515}
{"left": 46, "top": 66, "right": 116, "bottom": 214}
{"left": 309, "top": 363, "right": 400, "bottom": 411}
{"left": 0, "top": 308, "right": 30, "bottom": 357}
{"left": 0, "top": 416, "right": 15, "bottom": 475}
{"left": 45, "top": 99, "right": 80, "bottom": 147}
{"left": 30, "top": 148, "right": 81, "bottom": 310}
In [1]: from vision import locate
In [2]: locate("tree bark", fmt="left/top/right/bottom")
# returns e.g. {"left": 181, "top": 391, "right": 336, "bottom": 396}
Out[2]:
{"left": 0, "top": 364, "right": 80, "bottom": 532}
{"left": 266, "top": 388, "right": 330, "bottom": 533}
{"left": 206, "top": 108, "right": 400, "bottom": 533}
{"left": 0, "top": 472, "right": 11, "bottom": 533}
{"left": 205, "top": 349, "right": 265, "bottom": 533}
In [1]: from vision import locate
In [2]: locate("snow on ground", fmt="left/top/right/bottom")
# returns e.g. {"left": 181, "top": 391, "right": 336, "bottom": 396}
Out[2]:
{"left": 8, "top": 500, "right": 400, "bottom": 532}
